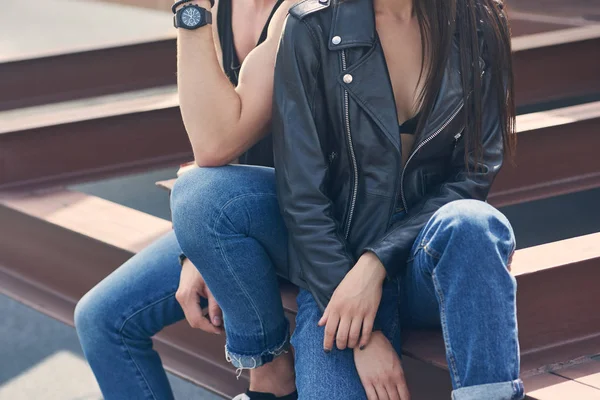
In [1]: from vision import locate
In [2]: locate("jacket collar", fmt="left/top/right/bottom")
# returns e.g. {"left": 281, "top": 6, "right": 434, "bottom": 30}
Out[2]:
{"left": 333, "top": 0, "right": 465, "bottom": 151}
{"left": 328, "top": 0, "right": 376, "bottom": 50}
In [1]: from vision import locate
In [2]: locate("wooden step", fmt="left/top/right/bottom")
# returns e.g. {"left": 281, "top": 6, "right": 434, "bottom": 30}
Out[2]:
{"left": 490, "top": 101, "right": 600, "bottom": 206}
{"left": 1, "top": 187, "right": 598, "bottom": 398}
{"left": 0, "top": 87, "right": 192, "bottom": 189}
{"left": 2, "top": 0, "right": 598, "bottom": 111}
{"left": 524, "top": 357, "right": 600, "bottom": 399}
{"left": 0, "top": 0, "right": 175, "bottom": 111}
{"left": 513, "top": 25, "right": 600, "bottom": 108}
{"left": 155, "top": 101, "right": 600, "bottom": 208}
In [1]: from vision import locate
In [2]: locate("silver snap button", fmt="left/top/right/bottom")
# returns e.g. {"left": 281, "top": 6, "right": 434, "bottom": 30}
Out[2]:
{"left": 343, "top": 74, "right": 353, "bottom": 84}
{"left": 319, "top": 0, "right": 328, "bottom": 3}
{"left": 332, "top": 36, "right": 342, "bottom": 45}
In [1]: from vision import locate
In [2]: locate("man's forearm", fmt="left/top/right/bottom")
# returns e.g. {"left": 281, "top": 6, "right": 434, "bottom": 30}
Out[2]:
{"left": 176, "top": 0, "right": 242, "bottom": 165}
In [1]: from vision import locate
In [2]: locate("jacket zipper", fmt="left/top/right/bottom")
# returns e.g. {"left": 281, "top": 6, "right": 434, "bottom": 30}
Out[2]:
{"left": 341, "top": 50, "right": 359, "bottom": 239}
{"left": 400, "top": 104, "right": 463, "bottom": 212}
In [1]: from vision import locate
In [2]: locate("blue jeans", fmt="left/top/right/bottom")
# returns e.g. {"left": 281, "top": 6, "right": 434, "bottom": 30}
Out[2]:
{"left": 75, "top": 165, "right": 522, "bottom": 400}
{"left": 396, "top": 200, "right": 524, "bottom": 400}
{"left": 171, "top": 165, "right": 291, "bottom": 370}
{"left": 75, "top": 231, "right": 189, "bottom": 400}
{"left": 292, "top": 200, "right": 522, "bottom": 400}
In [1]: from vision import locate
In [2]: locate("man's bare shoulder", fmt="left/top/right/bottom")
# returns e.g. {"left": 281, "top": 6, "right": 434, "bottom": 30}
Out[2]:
{"left": 265, "top": 0, "right": 302, "bottom": 38}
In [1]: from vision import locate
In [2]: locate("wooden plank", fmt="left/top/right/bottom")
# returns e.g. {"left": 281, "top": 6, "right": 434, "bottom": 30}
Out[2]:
{"left": 0, "top": 87, "right": 178, "bottom": 135}
{"left": 0, "top": 1, "right": 177, "bottom": 111}
{"left": 0, "top": 189, "right": 172, "bottom": 253}
{"left": 514, "top": 102, "right": 600, "bottom": 133}
{"left": 0, "top": 0, "right": 173, "bottom": 63}
{"left": 512, "top": 25, "right": 600, "bottom": 52}
{"left": 511, "top": 233, "right": 600, "bottom": 276}
{"left": 490, "top": 102, "right": 600, "bottom": 207}
{"left": 525, "top": 372, "right": 600, "bottom": 400}
{"left": 554, "top": 358, "right": 600, "bottom": 390}
{"left": 0, "top": 106, "right": 191, "bottom": 190}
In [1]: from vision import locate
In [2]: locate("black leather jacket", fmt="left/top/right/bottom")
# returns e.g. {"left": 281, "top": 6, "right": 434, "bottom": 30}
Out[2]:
{"left": 273, "top": 0, "right": 506, "bottom": 311}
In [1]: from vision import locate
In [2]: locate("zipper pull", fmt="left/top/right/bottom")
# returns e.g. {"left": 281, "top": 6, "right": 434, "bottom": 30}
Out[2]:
{"left": 453, "top": 132, "right": 463, "bottom": 148}
{"left": 328, "top": 151, "right": 337, "bottom": 164}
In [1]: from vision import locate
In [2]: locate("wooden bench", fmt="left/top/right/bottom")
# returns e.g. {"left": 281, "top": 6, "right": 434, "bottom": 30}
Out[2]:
{"left": 0, "top": 0, "right": 175, "bottom": 111}
{"left": 1, "top": 186, "right": 598, "bottom": 398}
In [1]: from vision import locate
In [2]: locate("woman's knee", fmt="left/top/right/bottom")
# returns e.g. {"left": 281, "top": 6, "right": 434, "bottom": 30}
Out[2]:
{"left": 436, "top": 200, "right": 514, "bottom": 249}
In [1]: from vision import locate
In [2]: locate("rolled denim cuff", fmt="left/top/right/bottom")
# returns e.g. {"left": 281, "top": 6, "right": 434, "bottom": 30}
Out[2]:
{"left": 452, "top": 379, "right": 525, "bottom": 400}
{"left": 225, "top": 324, "right": 291, "bottom": 370}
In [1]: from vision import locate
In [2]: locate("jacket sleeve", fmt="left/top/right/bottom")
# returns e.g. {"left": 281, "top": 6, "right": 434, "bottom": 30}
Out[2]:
{"left": 364, "top": 66, "right": 506, "bottom": 277}
{"left": 272, "top": 15, "right": 355, "bottom": 311}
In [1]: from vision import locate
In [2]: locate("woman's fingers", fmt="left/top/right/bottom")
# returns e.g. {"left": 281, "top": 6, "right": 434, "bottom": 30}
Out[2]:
{"left": 359, "top": 314, "right": 375, "bottom": 349}
{"left": 323, "top": 312, "right": 340, "bottom": 351}
{"left": 386, "top": 384, "right": 400, "bottom": 400}
{"left": 348, "top": 318, "right": 362, "bottom": 349}
{"left": 335, "top": 317, "right": 352, "bottom": 350}
{"left": 318, "top": 306, "right": 330, "bottom": 327}
{"left": 397, "top": 383, "right": 411, "bottom": 400}
{"left": 374, "top": 385, "right": 390, "bottom": 400}
{"left": 365, "top": 384, "right": 378, "bottom": 400}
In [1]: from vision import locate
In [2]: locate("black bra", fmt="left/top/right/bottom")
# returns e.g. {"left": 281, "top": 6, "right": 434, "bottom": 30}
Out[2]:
{"left": 399, "top": 113, "right": 420, "bottom": 135}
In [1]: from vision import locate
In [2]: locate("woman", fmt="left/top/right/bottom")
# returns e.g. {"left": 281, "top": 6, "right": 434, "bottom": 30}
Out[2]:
{"left": 272, "top": 0, "right": 523, "bottom": 399}
{"left": 75, "top": 0, "right": 302, "bottom": 398}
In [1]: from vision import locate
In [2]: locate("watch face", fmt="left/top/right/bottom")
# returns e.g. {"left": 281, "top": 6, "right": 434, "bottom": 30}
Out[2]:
{"left": 181, "top": 6, "right": 202, "bottom": 27}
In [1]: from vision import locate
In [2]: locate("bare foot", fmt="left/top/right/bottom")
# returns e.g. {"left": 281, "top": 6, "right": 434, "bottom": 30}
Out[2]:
{"left": 248, "top": 350, "right": 296, "bottom": 396}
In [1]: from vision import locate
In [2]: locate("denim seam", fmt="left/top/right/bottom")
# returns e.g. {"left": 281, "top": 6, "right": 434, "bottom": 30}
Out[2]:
{"left": 511, "top": 275, "right": 520, "bottom": 381}
{"left": 213, "top": 192, "right": 279, "bottom": 350}
{"left": 421, "top": 238, "right": 442, "bottom": 260}
{"left": 432, "top": 270, "right": 462, "bottom": 388}
{"left": 118, "top": 292, "right": 177, "bottom": 400}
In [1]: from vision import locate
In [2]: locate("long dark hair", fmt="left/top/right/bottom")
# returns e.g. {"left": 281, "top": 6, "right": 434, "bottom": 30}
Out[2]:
{"left": 413, "top": 0, "right": 516, "bottom": 163}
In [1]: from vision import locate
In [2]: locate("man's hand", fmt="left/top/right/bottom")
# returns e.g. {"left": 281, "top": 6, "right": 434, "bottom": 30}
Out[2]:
{"left": 318, "top": 252, "right": 387, "bottom": 351}
{"left": 354, "top": 331, "right": 411, "bottom": 400}
{"left": 175, "top": 258, "right": 223, "bottom": 334}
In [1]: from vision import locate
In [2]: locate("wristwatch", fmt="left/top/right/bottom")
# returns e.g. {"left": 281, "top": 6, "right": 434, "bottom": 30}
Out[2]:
{"left": 173, "top": 4, "right": 212, "bottom": 30}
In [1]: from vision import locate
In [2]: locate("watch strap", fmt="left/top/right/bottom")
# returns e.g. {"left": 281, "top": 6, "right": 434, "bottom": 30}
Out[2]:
{"left": 172, "top": 0, "right": 214, "bottom": 14}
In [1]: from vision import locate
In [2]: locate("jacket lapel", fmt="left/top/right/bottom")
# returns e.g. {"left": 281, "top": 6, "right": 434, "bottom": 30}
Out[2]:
{"left": 330, "top": 0, "right": 401, "bottom": 151}
{"left": 329, "top": 0, "right": 466, "bottom": 152}
{"left": 340, "top": 42, "right": 401, "bottom": 152}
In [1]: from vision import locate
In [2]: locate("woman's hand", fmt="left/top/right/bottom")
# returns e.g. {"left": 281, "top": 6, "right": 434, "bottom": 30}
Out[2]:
{"left": 318, "top": 252, "right": 387, "bottom": 351}
{"left": 176, "top": 258, "right": 224, "bottom": 334}
{"left": 354, "top": 331, "right": 411, "bottom": 400}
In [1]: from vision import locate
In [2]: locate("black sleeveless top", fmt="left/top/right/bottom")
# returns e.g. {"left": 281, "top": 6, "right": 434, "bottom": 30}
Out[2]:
{"left": 217, "top": 0, "right": 284, "bottom": 167}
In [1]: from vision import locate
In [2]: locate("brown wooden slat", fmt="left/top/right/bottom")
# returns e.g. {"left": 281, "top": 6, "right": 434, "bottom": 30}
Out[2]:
{"left": 0, "top": 92, "right": 192, "bottom": 189}
{"left": 553, "top": 358, "right": 600, "bottom": 390}
{"left": 512, "top": 25, "right": 600, "bottom": 107}
{"left": 0, "top": 0, "right": 175, "bottom": 111}
{"left": 156, "top": 102, "right": 600, "bottom": 208}
{"left": 525, "top": 371, "right": 600, "bottom": 400}
{"left": 490, "top": 102, "right": 600, "bottom": 207}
